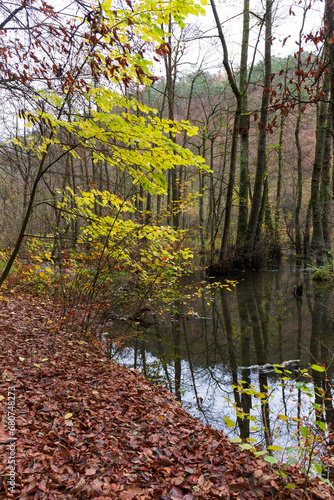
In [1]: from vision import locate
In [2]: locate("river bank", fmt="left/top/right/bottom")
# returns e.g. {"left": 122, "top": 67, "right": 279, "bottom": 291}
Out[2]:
{"left": 0, "top": 291, "right": 333, "bottom": 499}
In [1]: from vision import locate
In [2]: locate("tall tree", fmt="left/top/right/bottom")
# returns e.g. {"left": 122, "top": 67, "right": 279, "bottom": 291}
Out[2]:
{"left": 309, "top": 4, "right": 332, "bottom": 265}
{"left": 294, "top": 3, "right": 310, "bottom": 255}
{"left": 236, "top": 0, "right": 250, "bottom": 247}
{"left": 246, "top": 0, "right": 273, "bottom": 255}
{"left": 210, "top": 0, "right": 254, "bottom": 260}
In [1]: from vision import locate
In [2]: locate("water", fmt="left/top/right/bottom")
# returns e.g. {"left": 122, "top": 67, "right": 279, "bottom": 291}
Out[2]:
{"left": 106, "top": 268, "right": 334, "bottom": 459}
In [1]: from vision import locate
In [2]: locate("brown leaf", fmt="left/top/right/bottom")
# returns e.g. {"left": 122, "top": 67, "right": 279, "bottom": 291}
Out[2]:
{"left": 25, "top": 478, "right": 38, "bottom": 493}
{"left": 254, "top": 468, "right": 263, "bottom": 479}
{"left": 85, "top": 468, "right": 97, "bottom": 476}
{"left": 172, "top": 476, "right": 184, "bottom": 486}
{"left": 169, "top": 486, "right": 184, "bottom": 500}
{"left": 69, "top": 477, "right": 86, "bottom": 495}
{"left": 119, "top": 491, "right": 138, "bottom": 500}
{"left": 59, "top": 444, "right": 71, "bottom": 461}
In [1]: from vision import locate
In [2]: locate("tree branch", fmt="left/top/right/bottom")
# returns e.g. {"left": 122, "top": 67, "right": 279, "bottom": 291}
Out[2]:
{"left": 0, "top": 1, "right": 27, "bottom": 30}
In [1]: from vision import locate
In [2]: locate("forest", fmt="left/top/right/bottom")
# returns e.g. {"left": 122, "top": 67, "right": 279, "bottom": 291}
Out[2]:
{"left": 0, "top": 0, "right": 333, "bottom": 289}
{"left": 2, "top": 1, "right": 334, "bottom": 498}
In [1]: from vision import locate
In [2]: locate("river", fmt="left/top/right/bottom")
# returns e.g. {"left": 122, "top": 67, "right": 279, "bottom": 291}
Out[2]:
{"left": 106, "top": 267, "right": 334, "bottom": 462}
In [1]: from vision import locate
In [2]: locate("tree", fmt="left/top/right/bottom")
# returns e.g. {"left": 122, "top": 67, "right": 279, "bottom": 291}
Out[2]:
{"left": 246, "top": 0, "right": 272, "bottom": 256}
{"left": 209, "top": 0, "right": 244, "bottom": 261}
{"left": 306, "top": 0, "right": 334, "bottom": 264}
{"left": 210, "top": 0, "right": 267, "bottom": 262}
{"left": 0, "top": 0, "right": 207, "bottom": 288}
{"left": 294, "top": 3, "right": 310, "bottom": 256}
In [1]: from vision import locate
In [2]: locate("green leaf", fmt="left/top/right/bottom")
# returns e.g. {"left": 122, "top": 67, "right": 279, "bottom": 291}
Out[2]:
{"left": 263, "top": 455, "right": 278, "bottom": 464}
{"left": 311, "top": 364, "right": 325, "bottom": 372}
{"left": 284, "top": 484, "right": 297, "bottom": 489}
{"left": 322, "top": 478, "right": 334, "bottom": 489}
{"left": 254, "top": 450, "right": 267, "bottom": 457}
{"left": 285, "top": 457, "right": 298, "bottom": 467}
{"left": 313, "top": 463, "right": 323, "bottom": 474}
{"left": 316, "top": 421, "right": 326, "bottom": 431}
{"left": 296, "top": 382, "right": 309, "bottom": 390}
{"left": 300, "top": 426, "right": 310, "bottom": 439}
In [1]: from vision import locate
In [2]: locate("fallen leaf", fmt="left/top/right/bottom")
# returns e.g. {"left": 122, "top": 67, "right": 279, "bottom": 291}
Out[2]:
{"left": 85, "top": 468, "right": 97, "bottom": 476}
{"left": 69, "top": 477, "right": 86, "bottom": 494}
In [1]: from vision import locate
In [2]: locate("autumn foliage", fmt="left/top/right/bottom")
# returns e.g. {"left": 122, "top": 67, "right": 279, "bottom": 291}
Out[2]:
{"left": 0, "top": 292, "right": 333, "bottom": 499}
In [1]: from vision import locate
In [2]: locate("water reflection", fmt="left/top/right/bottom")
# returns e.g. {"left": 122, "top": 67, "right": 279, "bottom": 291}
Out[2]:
{"left": 106, "top": 269, "right": 334, "bottom": 452}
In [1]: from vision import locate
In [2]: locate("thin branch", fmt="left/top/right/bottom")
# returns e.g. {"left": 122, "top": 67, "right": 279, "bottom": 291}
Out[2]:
{"left": 0, "top": 1, "right": 27, "bottom": 30}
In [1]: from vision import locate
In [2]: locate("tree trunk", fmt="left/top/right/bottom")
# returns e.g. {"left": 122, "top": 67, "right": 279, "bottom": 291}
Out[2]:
{"left": 246, "top": 0, "right": 272, "bottom": 256}
{"left": 219, "top": 108, "right": 240, "bottom": 260}
{"left": 210, "top": 0, "right": 241, "bottom": 261}
{"left": 274, "top": 60, "right": 288, "bottom": 250}
{"left": 236, "top": 0, "right": 250, "bottom": 247}
{"left": 294, "top": 7, "right": 308, "bottom": 256}
{"left": 163, "top": 16, "right": 182, "bottom": 229}
{"left": 320, "top": 108, "right": 332, "bottom": 253}
{"left": 310, "top": 72, "right": 329, "bottom": 264}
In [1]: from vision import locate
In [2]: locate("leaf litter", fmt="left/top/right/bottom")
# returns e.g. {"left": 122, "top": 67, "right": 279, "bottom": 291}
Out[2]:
{"left": 0, "top": 292, "right": 333, "bottom": 499}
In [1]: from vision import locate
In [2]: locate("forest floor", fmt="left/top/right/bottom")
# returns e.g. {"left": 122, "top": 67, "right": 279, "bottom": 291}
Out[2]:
{"left": 0, "top": 291, "right": 333, "bottom": 499}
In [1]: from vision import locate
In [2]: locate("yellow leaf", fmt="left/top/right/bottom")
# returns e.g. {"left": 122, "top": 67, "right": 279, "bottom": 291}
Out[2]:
{"left": 47, "top": 320, "right": 53, "bottom": 324}
{"left": 41, "top": 358, "right": 48, "bottom": 362}
{"left": 64, "top": 413, "right": 73, "bottom": 419}
{"left": 158, "top": 415, "right": 164, "bottom": 421}
{"left": 240, "top": 443, "right": 253, "bottom": 450}
{"left": 224, "top": 416, "right": 235, "bottom": 428}
{"left": 0, "top": 395, "right": 4, "bottom": 401}
{"left": 34, "top": 363, "right": 40, "bottom": 368}
{"left": 19, "top": 357, "right": 25, "bottom": 362}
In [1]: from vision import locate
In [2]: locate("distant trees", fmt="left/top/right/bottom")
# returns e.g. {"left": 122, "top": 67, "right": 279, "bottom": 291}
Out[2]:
{"left": 0, "top": 0, "right": 333, "bottom": 281}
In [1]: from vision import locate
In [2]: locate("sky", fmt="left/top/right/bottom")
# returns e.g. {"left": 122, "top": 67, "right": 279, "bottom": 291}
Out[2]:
{"left": 154, "top": 0, "right": 325, "bottom": 77}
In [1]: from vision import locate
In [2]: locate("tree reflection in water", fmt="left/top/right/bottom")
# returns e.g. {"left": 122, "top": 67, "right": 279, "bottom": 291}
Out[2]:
{"left": 106, "top": 269, "right": 334, "bottom": 453}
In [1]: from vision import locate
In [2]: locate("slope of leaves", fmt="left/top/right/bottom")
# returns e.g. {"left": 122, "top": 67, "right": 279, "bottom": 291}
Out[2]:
{"left": 0, "top": 292, "right": 333, "bottom": 499}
